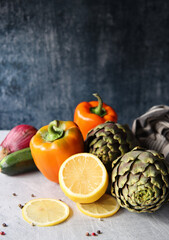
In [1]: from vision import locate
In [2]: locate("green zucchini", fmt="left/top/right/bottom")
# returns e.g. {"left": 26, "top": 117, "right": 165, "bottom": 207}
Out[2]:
{"left": 0, "top": 147, "right": 38, "bottom": 176}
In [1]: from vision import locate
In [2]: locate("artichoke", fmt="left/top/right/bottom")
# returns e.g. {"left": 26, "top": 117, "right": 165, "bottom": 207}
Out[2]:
{"left": 85, "top": 121, "right": 139, "bottom": 173}
{"left": 111, "top": 147, "right": 169, "bottom": 213}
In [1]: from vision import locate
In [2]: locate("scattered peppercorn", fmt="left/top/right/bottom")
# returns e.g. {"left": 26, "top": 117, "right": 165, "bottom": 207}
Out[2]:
{"left": 97, "top": 230, "right": 102, "bottom": 234}
{"left": 86, "top": 232, "right": 90, "bottom": 236}
{"left": 32, "top": 223, "right": 36, "bottom": 227}
{"left": 2, "top": 223, "right": 7, "bottom": 227}
{"left": 12, "top": 193, "right": 17, "bottom": 196}
{"left": 18, "top": 204, "right": 24, "bottom": 209}
{"left": 0, "top": 231, "right": 5, "bottom": 235}
{"left": 31, "top": 194, "right": 35, "bottom": 197}
{"left": 91, "top": 232, "right": 97, "bottom": 236}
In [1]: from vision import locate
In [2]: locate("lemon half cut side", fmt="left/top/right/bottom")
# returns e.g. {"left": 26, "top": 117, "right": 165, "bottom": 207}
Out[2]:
{"left": 59, "top": 153, "right": 109, "bottom": 203}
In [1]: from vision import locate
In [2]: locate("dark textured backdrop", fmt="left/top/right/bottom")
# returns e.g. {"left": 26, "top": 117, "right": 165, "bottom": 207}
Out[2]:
{"left": 1, "top": 0, "right": 169, "bottom": 130}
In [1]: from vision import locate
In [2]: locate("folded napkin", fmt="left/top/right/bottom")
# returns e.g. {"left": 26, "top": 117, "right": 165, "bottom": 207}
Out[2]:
{"left": 132, "top": 105, "right": 169, "bottom": 162}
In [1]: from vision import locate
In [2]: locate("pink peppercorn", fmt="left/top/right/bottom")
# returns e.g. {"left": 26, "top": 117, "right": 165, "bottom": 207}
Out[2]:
{"left": 0, "top": 231, "right": 5, "bottom": 235}
{"left": 91, "top": 232, "right": 97, "bottom": 236}
{"left": 86, "top": 232, "right": 90, "bottom": 236}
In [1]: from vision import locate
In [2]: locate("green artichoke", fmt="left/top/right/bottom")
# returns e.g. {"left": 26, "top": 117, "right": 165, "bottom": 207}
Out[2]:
{"left": 85, "top": 121, "right": 139, "bottom": 173}
{"left": 111, "top": 147, "right": 169, "bottom": 213}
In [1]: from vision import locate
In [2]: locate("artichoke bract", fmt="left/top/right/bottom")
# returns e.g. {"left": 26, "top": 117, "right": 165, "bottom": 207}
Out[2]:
{"left": 111, "top": 148, "right": 169, "bottom": 213}
{"left": 85, "top": 121, "right": 139, "bottom": 173}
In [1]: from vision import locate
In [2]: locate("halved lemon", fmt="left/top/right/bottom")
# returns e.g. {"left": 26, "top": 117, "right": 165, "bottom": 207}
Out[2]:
{"left": 59, "top": 153, "right": 109, "bottom": 203}
{"left": 22, "top": 198, "right": 70, "bottom": 227}
{"left": 76, "top": 194, "right": 120, "bottom": 218}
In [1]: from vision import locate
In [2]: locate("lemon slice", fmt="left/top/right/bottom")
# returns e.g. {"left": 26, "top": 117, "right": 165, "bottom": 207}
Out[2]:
{"left": 22, "top": 198, "right": 70, "bottom": 227}
{"left": 59, "top": 153, "right": 109, "bottom": 203}
{"left": 76, "top": 194, "right": 120, "bottom": 218}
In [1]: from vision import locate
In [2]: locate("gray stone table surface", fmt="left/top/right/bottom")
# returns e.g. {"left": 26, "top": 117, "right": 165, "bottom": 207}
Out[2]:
{"left": 0, "top": 131, "right": 169, "bottom": 240}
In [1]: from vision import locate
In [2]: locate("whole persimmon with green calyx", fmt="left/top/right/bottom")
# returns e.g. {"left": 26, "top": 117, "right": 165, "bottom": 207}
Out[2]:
{"left": 59, "top": 153, "right": 109, "bottom": 203}
{"left": 30, "top": 120, "right": 84, "bottom": 183}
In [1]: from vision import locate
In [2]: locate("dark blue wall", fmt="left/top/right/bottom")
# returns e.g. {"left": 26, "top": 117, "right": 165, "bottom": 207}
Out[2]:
{"left": 1, "top": 0, "right": 169, "bottom": 130}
